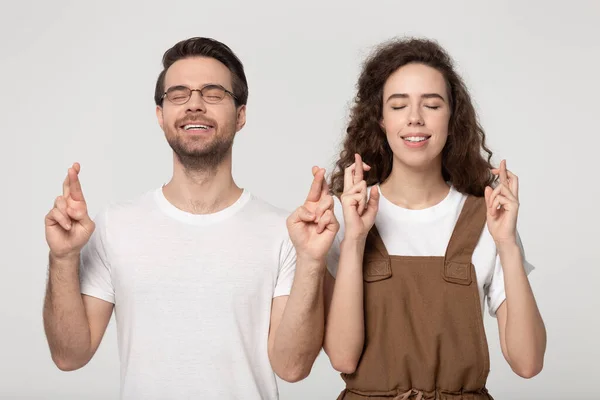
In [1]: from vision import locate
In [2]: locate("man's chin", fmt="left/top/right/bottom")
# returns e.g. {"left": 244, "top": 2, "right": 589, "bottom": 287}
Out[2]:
{"left": 170, "top": 138, "right": 217, "bottom": 156}
{"left": 178, "top": 143, "right": 214, "bottom": 155}
{"left": 169, "top": 140, "right": 233, "bottom": 170}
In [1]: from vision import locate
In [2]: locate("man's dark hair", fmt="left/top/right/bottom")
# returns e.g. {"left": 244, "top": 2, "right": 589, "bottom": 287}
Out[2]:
{"left": 154, "top": 37, "right": 248, "bottom": 107}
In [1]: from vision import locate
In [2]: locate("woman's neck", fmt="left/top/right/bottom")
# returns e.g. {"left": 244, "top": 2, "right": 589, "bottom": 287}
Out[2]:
{"left": 379, "top": 158, "right": 450, "bottom": 210}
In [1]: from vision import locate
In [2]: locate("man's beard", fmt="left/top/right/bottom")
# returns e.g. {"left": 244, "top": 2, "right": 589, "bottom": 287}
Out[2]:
{"left": 166, "top": 128, "right": 235, "bottom": 171}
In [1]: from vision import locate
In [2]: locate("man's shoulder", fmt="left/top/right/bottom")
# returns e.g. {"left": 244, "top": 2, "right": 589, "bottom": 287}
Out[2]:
{"left": 92, "top": 189, "right": 158, "bottom": 225}
{"left": 237, "top": 193, "right": 294, "bottom": 239}
{"left": 244, "top": 192, "right": 291, "bottom": 221}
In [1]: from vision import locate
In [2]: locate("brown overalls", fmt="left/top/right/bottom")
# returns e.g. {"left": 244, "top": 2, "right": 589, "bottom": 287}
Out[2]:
{"left": 337, "top": 195, "right": 494, "bottom": 400}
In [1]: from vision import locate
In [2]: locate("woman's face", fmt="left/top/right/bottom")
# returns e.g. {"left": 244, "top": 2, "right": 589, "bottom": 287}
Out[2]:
{"left": 380, "top": 62, "right": 451, "bottom": 171}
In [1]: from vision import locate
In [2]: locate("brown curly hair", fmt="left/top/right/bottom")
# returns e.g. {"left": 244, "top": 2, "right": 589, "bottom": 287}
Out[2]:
{"left": 330, "top": 37, "right": 495, "bottom": 197}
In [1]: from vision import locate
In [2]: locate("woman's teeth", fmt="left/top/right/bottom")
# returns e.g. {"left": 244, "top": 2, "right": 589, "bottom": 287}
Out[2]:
{"left": 404, "top": 136, "right": 428, "bottom": 142}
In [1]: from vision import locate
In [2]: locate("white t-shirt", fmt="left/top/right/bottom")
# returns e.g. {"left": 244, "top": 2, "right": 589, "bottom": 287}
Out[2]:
{"left": 79, "top": 188, "right": 296, "bottom": 400}
{"left": 326, "top": 185, "right": 534, "bottom": 317}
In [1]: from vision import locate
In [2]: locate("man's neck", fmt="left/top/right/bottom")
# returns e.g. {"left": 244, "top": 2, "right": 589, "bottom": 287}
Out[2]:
{"left": 162, "top": 154, "right": 242, "bottom": 215}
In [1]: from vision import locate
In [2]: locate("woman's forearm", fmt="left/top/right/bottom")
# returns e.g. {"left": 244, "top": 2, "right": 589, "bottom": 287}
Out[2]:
{"left": 324, "top": 238, "right": 366, "bottom": 374}
{"left": 499, "top": 242, "right": 546, "bottom": 378}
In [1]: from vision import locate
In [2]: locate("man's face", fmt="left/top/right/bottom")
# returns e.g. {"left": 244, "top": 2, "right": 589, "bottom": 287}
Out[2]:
{"left": 156, "top": 56, "right": 246, "bottom": 169}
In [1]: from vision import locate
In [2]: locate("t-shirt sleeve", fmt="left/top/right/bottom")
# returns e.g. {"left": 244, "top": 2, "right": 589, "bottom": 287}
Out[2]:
{"left": 273, "top": 237, "right": 296, "bottom": 298}
{"left": 79, "top": 208, "right": 115, "bottom": 304}
{"left": 486, "top": 231, "right": 535, "bottom": 317}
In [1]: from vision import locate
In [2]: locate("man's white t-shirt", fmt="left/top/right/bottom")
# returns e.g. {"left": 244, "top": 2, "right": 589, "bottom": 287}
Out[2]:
{"left": 79, "top": 188, "right": 296, "bottom": 400}
{"left": 326, "top": 185, "right": 535, "bottom": 317}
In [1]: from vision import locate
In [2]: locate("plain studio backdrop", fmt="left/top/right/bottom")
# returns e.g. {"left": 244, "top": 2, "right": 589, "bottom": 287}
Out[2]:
{"left": 1, "top": 0, "right": 598, "bottom": 399}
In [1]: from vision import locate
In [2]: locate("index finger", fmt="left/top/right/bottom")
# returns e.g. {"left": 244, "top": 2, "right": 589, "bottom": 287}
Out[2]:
{"left": 63, "top": 162, "right": 80, "bottom": 198}
{"left": 499, "top": 160, "right": 508, "bottom": 184}
{"left": 306, "top": 168, "right": 325, "bottom": 203}
{"left": 354, "top": 154, "right": 363, "bottom": 184}
{"left": 505, "top": 169, "right": 519, "bottom": 199}
{"left": 69, "top": 166, "right": 85, "bottom": 202}
{"left": 62, "top": 173, "right": 70, "bottom": 198}
{"left": 344, "top": 163, "right": 355, "bottom": 193}
{"left": 321, "top": 174, "right": 331, "bottom": 198}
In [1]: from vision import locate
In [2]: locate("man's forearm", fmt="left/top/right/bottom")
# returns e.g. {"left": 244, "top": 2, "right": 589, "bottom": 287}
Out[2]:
{"left": 499, "top": 243, "right": 546, "bottom": 377}
{"left": 271, "top": 256, "right": 325, "bottom": 382}
{"left": 43, "top": 253, "right": 92, "bottom": 370}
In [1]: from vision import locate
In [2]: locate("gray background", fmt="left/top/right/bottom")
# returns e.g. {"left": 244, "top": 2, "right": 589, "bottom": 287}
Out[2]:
{"left": 1, "top": 0, "right": 598, "bottom": 399}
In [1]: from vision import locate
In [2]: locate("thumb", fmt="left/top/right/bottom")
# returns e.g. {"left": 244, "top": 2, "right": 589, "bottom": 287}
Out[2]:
{"left": 484, "top": 186, "right": 492, "bottom": 208}
{"left": 79, "top": 213, "right": 95, "bottom": 232}
{"left": 294, "top": 206, "right": 315, "bottom": 223}
{"left": 66, "top": 204, "right": 94, "bottom": 229}
{"left": 66, "top": 206, "right": 95, "bottom": 234}
{"left": 364, "top": 186, "right": 380, "bottom": 217}
{"left": 368, "top": 185, "right": 380, "bottom": 206}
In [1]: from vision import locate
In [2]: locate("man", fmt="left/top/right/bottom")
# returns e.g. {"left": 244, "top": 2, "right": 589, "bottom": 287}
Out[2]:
{"left": 43, "top": 37, "right": 337, "bottom": 399}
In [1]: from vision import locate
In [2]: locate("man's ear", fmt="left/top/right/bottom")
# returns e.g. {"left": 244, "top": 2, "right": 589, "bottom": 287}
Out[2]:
{"left": 236, "top": 105, "right": 247, "bottom": 132}
{"left": 156, "top": 105, "right": 164, "bottom": 130}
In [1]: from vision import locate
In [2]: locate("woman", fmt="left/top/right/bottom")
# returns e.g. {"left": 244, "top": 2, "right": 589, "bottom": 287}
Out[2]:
{"left": 322, "top": 38, "right": 546, "bottom": 399}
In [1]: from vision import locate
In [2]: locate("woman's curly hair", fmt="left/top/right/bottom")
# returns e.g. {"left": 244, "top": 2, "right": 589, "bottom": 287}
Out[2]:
{"left": 330, "top": 37, "right": 495, "bottom": 197}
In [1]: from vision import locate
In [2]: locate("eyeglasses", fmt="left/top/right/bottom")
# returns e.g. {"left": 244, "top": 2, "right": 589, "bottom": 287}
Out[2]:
{"left": 162, "top": 84, "right": 237, "bottom": 105}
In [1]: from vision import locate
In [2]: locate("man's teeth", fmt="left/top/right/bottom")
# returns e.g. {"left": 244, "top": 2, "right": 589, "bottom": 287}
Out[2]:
{"left": 404, "top": 136, "right": 428, "bottom": 142}
{"left": 184, "top": 124, "right": 209, "bottom": 130}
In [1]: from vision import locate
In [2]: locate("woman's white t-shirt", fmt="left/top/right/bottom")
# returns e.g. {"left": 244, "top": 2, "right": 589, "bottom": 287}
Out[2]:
{"left": 326, "top": 185, "right": 535, "bottom": 317}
